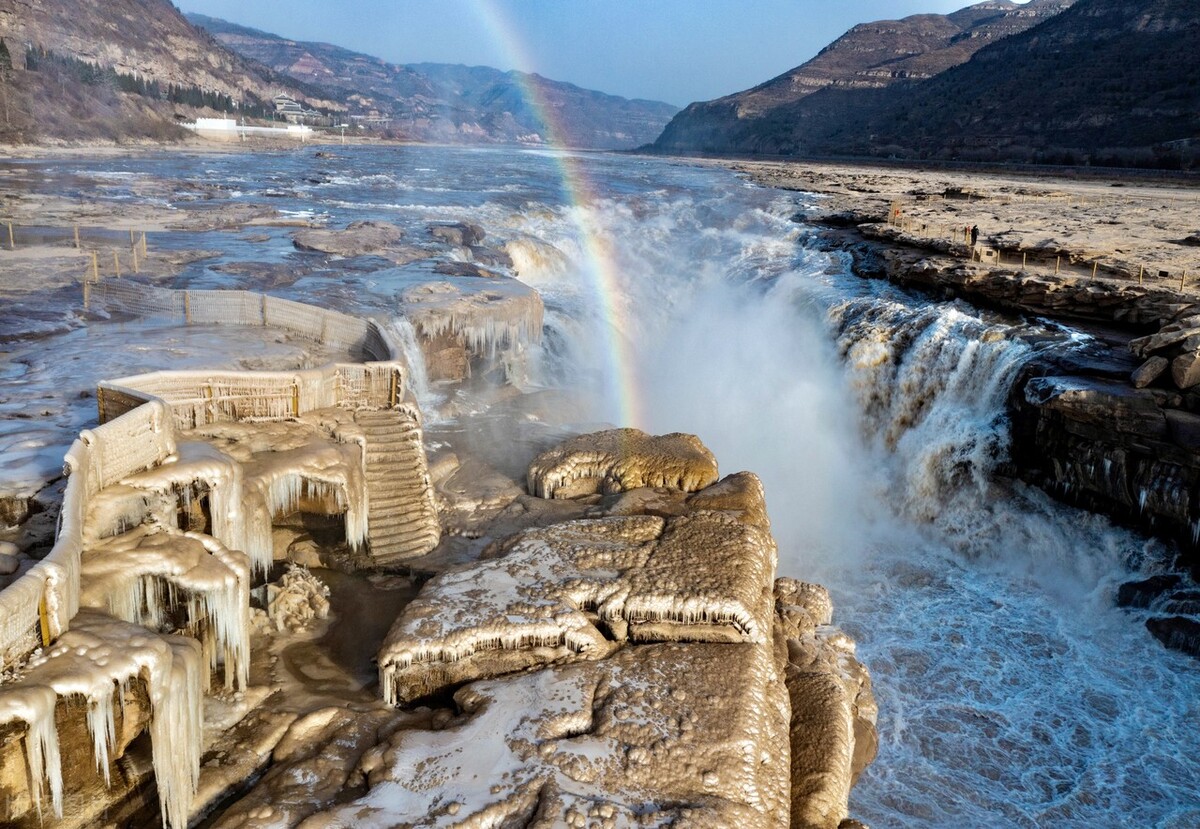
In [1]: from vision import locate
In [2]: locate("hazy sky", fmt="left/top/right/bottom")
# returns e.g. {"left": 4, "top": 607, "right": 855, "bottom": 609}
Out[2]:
{"left": 174, "top": 0, "right": 1006, "bottom": 107}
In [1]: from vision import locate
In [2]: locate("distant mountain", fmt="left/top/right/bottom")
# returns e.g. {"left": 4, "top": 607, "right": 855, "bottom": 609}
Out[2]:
{"left": 652, "top": 0, "right": 1200, "bottom": 168}
{"left": 188, "top": 14, "right": 679, "bottom": 150}
{"left": 0, "top": 0, "right": 341, "bottom": 142}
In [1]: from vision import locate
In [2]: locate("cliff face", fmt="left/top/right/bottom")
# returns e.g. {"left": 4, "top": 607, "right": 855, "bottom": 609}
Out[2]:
{"left": 0, "top": 0, "right": 328, "bottom": 103}
{"left": 0, "top": 0, "right": 340, "bottom": 141}
{"left": 652, "top": 0, "right": 1075, "bottom": 154}
{"left": 189, "top": 14, "right": 680, "bottom": 150}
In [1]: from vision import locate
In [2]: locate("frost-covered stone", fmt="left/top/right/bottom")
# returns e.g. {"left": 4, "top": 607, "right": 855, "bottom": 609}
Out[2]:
{"left": 774, "top": 579, "right": 877, "bottom": 829}
{"left": 309, "top": 642, "right": 790, "bottom": 829}
{"left": 0, "top": 610, "right": 203, "bottom": 829}
{"left": 267, "top": 565, "right": 330, "bottom": 633}
{"left": 379, "top": 512, "right": 776, "bottom": 704}
{"left": 527, "top": 428, "right": 720, "bottom": 499}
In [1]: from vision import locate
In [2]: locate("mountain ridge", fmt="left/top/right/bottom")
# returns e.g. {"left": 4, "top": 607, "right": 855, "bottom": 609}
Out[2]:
{"left": 188, "top": 13, "right": 678, "bottom": 150}
{"left": 648, "top": 0, "right": 1200, "bottom": 169}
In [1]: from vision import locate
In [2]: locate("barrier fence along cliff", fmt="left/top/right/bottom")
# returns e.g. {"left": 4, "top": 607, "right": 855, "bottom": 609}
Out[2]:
{"left": 0, "top": 282, "right": 420, "bottom": 674}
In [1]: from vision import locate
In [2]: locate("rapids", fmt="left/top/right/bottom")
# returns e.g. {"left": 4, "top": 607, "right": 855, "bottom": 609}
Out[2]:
{"left": 4, "top": 146, "right": 1199, "bottom": 826}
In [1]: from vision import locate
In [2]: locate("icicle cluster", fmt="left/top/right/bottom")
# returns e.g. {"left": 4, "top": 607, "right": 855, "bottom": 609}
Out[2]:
{"left": 0, "top": 611, "right": 203, "bottom": 829}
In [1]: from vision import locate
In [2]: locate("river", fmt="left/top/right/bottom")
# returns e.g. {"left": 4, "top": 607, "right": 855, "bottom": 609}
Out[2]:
{"left": 5, "top": 145, "right": 1199, "bottom": 826}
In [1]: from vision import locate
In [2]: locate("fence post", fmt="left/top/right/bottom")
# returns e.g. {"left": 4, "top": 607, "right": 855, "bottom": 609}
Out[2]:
{"left": 1092, "top": 262, "right": 1098, "bottom": 280}
{"left": 1023, "top": 252, "right": 1027, "bottom": 270}
{"left": 141, "top": 232, "right": 148, "bottom": 257}
{"left": 184, "top": 291, "right": 191, "bottom": 323}
{"left": 74, "top": 225, "right": 80, "bottom": 249}
{"left": 292, "top": 379, "right": 301, "bottom": 416}
{"left": 1182, "top": 270, "right": 1188, "bottom": 292}
{"left": 1139, "top": 265, "right": 1144, "bottom": 286}
{"left": 113, "top": 251, "right": 121, "bottom": 278}
{"left": 1056, "top": 256, "right": 1061, "bottom": 275}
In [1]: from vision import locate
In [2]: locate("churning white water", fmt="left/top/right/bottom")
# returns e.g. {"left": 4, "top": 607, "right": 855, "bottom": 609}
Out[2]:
{"left": 504, "top": 154, "right": 1200, "bottom": 827}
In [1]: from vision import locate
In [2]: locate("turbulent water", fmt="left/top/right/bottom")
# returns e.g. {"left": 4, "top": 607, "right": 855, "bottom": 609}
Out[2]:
{"left": 7, "top": 146, "right": 1200, "bottom": 826}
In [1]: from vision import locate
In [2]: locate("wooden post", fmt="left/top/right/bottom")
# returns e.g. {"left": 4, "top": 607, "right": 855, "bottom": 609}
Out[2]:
{"left": 1023, "top": 252, "right": 1027, "bottom": 270}
{"left": 132, "top": 246, "right": 139, "bottom": 274}
{"left": 83, "top": 279, "right": 90, "bottom": 310}
{"left": 1092, "top": 262, "right": 1098, "bottom": 280}
{"left": 38, "top": 593, "right": 51, "bottom": 648}
{"left": 74, "top": 225, "right": 80, "bottom": 249}
{"left": 1056, "top": 256, "right": 1061, "bottom": 275}
{"left": 91, "top": 251, "right": 99, "bottom": 282}
{"left": 129, "top": 228, "right": 135, "bottom": 246}
{"left": 141, "top": 232, "right": 148, "bottom": 257}
{"left": 113, "top": 251, "right": 121, "bottom": 278}
{"left": 1182, "top": 270, "right": 1188, "bottom": 292}
{"left": 1139, "top": 265, "right": 1144, "bottom": 286}
{"left": 7, "top": 222, "right": 13, "bottom": 250}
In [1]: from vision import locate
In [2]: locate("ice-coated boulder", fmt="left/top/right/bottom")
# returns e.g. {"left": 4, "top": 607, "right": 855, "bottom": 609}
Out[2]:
{"left": 527, "top": 428, "right": 720, "bottom": 499}
{"left": 308, "top": 642, "right": 790, "bottom": 829}
{"left": 378, "top": 511, "right": 777, "bottom": 705}
{"left": 774, "top": 578, "right": 878, "bottom": 829}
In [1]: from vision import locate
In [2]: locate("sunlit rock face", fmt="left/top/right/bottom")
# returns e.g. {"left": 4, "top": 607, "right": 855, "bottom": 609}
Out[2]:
{"left": 775, "top": 579, "right": 878, "bottom": 829}
{"left": 379, "top": 511, "right": 777, "bottom": 704}
{"left": 309, "top": 642, "right": 791, "bottom": 829}
{"left": 527, "top": 428, "right": 720, "bottom": 499}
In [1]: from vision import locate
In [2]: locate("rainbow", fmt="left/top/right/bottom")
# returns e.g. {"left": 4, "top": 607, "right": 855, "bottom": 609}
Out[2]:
{"left": 470, "top": 0, "right": 643, "bottom": 429}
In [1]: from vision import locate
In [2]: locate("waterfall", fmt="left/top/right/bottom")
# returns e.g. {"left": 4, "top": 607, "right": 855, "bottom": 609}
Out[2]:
{"left": 386, "top": 317, "right": 439, "bottom": 418}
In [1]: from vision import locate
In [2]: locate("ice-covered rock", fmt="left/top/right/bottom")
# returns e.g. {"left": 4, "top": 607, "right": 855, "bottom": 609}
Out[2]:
{"left": 81, "top": 525, "right": 251, "bottom": 691}
{"left": 399, "top": 278, "right": 544, "bottom": 383}
{"left": 527, "top": 428, "right": 720, "bottom": 499}
{"left": 379, "top": 511, "right": 776, "bottom": 705}
{"left": 0, "top": 610, "right": 203, "bottom": 829}
{"left": 308, "top": 642, "right": 790, "bottom": 828}
{"left": 774, "top": 578, "right": 877, "bottom": 829}
{"left": 267, "top": 565, "right": 330, "bottom": 633}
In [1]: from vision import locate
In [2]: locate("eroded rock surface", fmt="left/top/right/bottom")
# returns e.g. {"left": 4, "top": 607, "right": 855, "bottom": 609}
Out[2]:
{"left": 308, "top": 642, "right": 790, "bottom": 829}
{"left": 292, "top": 220, "right": 405, "bottom": 257}
{"left": 527, "top": 428, "right": 720, "bottom": 499}
{"left": 379, "top": 511, "right": 777, "bottom": 704}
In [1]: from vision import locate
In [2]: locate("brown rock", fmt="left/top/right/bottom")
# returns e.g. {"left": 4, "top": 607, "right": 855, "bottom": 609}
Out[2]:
{"left": 1172, "top": 350, "right": 1200, "bottom": 390}
{"left": 292, "top": 220, "right": 404, "bottom": 257}
{"left": 527, "top": 428, "right": 719, "bottom": 499}
{"left": 1131, "top": 356, "right": 1169, "bottom": 389}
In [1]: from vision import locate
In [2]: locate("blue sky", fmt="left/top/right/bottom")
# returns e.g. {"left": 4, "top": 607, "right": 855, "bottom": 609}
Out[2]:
{"left": 174, "top": 1, "right": 1009, "bottom": 107}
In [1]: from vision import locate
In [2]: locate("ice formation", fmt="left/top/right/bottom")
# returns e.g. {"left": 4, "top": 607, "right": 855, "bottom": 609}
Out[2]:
{"left": 81, "top": 525, "right": 250, "bottom": 690}
{"left": 379, "top": 511, "right": 777, "bottom": 705}
{"left": 0, "top": 610, "right": 203, "bottom": 829}
{"left": 266, "top": 564, "right": 330, "bottom": 632}
{"left": 310, "top": 642, "right": 791, "bottom": 829}
{"left": 1, "top": 279, "right": 442, "bottom": 826}
{"left": 400, "top": 279, "right": 544, "bottom": 359}
{"left": 526, "top": 428, "right": 720, "bottom": 499}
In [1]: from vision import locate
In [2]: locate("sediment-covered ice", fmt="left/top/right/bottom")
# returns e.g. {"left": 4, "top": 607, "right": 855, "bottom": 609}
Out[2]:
{"left": 308, "top": 642, "right": 790, "bottom": 829}
{"left": 379, "top": 510, "right": 777, "bottom": 705}
{"left": 0, "top": 610, "right": 203, "bottom": 829}
{"left": 527, "top": 428, "right": 720, "bottom": 499}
